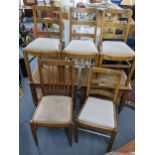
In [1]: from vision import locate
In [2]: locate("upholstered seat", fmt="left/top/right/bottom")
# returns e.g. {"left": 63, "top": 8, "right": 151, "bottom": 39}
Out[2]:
{"left": 63, "top": 40, "right": 98, "bottom": 55}
{"left": 25, "top": 38, "right": 60, "bottom": 53}
{"left": 101, "top": 41, "right": 135, "bottom": 57}
{"left": 78, "top": 97, "right": 115, "bottom": 129}
{"left": 33, "top": 95, "right": 72, "bottom": 123}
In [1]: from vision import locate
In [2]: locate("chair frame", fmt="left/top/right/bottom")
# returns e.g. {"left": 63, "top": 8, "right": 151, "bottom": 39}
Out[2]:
{"left": 23, "top": 6, "right": 63, "bottom": 105}
{"left": 62, "top": 7, "right": 99, "bottom": 66}
{"left": 30, "top": 59, "right": 75, "bottom": 146}
{"left": 75, "top": 67, "right": 121, "bottom": 152}
{"left": 99, "top": 9, "right": 135, "bottom": 110}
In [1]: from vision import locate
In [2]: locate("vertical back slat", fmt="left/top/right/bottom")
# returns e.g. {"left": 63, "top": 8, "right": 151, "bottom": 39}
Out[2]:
{"left": 38, "top": 59, "right": 75, "bottom": 97}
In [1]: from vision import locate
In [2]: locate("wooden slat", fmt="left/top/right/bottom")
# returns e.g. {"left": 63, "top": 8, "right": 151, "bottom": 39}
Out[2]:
{"left": 38, "top": 18, "right": 60, "bottom": 24}
{"left": 71, "top": 33, "right": 95, "bottom": 38}
{"left": 37, "top": 31, "right": 60, "bottom": 36}
{"left": 72, "top": 20, "right": 96, "bottom": 26}
{"left": 103, "top": 34, "right": 125, "bottom": 39}
{"left": 104, "top": 8, "right": 131, "bottom": 15}
{"left": 70, "top": 7, "right": 97, "bottom": 13}
{"left": 104, "top": 22, "right": 127, "bottom": 28}
{"left": 89, "top": 88, "right": 114, "bottom": 99}
{"left": 32, "top": 5, "right": 61, "bottom": 12}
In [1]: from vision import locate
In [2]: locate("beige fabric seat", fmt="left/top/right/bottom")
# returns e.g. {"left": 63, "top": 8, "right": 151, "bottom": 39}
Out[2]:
{"left": 78, "top": 97, "right": 115, "bottom": 129}
{"left": 25, "top": 38, "right": 60, "bottom": 53}
{"left": 63, "top": 40, "right": 98, "bottom": 55}
{"left": 101, "top": 41, "right": 135, "bottom": 57}
{"left": 33, "top": 95, "right": 72, "bottom": 123}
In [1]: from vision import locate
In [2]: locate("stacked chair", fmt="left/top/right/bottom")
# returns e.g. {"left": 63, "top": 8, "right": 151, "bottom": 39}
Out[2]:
{"left": 23, "top": 6, "right": 63, "bottom": 105}
{"left": 99, "top": 9, "right": 135, "bottom": 111}
{"left": 23, "top": 5, "right": 135, "bottom": 152}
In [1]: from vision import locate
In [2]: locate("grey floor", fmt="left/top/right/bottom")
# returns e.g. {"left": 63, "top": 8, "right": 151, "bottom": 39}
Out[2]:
{"left": 19, "top": 77, "right": 135, "bottom": 155}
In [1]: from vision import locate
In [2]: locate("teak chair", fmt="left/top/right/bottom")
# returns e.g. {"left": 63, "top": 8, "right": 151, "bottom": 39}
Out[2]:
{"left": 75, "top": 67, "right": 121, "bottom": 152}
{"left": 99, "top": 9, "right": 135, "bottom": 110}
{"left": 30, "top": 59, "right": 75, "bottom": 146}
{"left": 23, "top": 6, "right": 63, "bottom": 105}
{"left": 63, "top": 7, "right": 99, "bottom": 66}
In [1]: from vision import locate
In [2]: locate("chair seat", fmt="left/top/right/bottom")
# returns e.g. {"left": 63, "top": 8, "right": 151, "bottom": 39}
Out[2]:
{"left": 25, "top": 38, "right": 60, "bottom": 53}
{"left": 63, "top": 40, "right": 98, "bottom": 55}
{"left": 33, "top": 95, "right": 72, "bottom": 123}
{"left": 101, "top": 41, "right": 135, "bottom": 58}
{"left": 78, "top": 97, "right": 115, "bottom": 129}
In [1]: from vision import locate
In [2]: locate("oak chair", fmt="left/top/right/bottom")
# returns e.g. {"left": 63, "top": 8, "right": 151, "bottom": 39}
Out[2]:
{"left": 75, "top": 67, "right": 121, "bottom": 152}
{"left": 30, "top": 59, "right": 75, "bottom": 146}
{"left": 99, "top": 9, "right": 135, "bottom": 110}
{"left": 23, "top": 6, "right": 63, "bottom": 105}
{"left": 62, "top": 7, "right": 99, "bottom": 65}
{"left": 62, "top": 7, "right": 99, "bottom": 106}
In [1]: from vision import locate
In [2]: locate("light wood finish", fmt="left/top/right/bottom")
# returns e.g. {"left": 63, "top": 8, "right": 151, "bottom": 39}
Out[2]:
{"left": 100, "top": 9, "right": 132, "bottom": 43}
{"left": 63, "top": 7, "right": 99, "bottom": 65}
{"left": 23, "top": 6, "right": 63, "bottom": 105}
{"left": 99, "top": 9, "right": 135, "bottom": 111}
{"left": 30, "top": 59, "right": 75, "bottom": 146}
{"left": 69, "top": 7, "right": 98, "bottom": 43}
{"left": 75, "top": 67, "right": 121, "bottom": 152}
{"left": 32, "top": 5, "right": 63, "bottom": 42}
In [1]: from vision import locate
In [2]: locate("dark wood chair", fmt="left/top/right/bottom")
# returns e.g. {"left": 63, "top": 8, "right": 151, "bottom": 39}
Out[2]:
{"left": 75, "top": 67, "right": 121, "bottom": 152}
{"left": 30, "top": 59, "right": 75, "bottom": 146}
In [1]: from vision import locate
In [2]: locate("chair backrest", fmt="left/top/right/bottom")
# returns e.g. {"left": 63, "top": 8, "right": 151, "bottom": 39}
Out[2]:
{"left": 100, "top": 9, "right": 132, "bottom": 43}
{"left": 70, "top": 7, "right": 99, "bottom": 43}
{"left": 86, "top": 67, "right": 121, "bottom": 104}
{"left": 38, "top": 59, "right": 75, "bottom": 98}
{"left": 32, "top": 6, "right": 63, "bottom": 41}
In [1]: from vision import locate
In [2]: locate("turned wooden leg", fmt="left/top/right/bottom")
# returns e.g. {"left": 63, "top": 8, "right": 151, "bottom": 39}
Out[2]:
{"left": 75, "top": 122, "right": 79, "bottom": 143}
{"left": 68, "top": 125, "right": 72, "bottom": 146}
{"left": 118, "top": 90, "right": 128, "bottom": 113}
{"left": 30, "top": 121, "right": 38, "bottom": 145}
{"left": 30, "top": 85, "right": 38, "bottom": 106}
{"left": 107, "top": 130, "right": 117, "bottom": 152}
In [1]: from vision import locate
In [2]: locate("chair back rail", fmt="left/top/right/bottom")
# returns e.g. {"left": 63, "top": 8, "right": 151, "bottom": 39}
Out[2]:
{"left": 70, "top": 7, "right": 98, "bottom": 43}
{"left": 100, "top": 8, "right": 132, "bottom": 44}
{"left": 86, "top": 67, "right": 121, "bottom": 104}
{"left": 38, "top": 59, "right": 75, "bottom": 99}
{"left": 32, "top": 5, "right": 63, "bottom": 41}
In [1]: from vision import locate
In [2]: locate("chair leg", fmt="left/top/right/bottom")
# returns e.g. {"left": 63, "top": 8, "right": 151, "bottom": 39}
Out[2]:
{"left": 75, "top": 122, "right": 79, "bottom": 143}
{"left": 30, "top": 122, "right": 39, "bottom": 145}
{"left": 68, "top": 125, "right": 72, "bottom": 146}
{"left": 30, "top": 85, "right": 38, "bottom": 106}
{"left": 107, "top": 130, "right": 117, "bottom": 152}
{"left": 118, "top": 90, "right": 128, "bottom": 113}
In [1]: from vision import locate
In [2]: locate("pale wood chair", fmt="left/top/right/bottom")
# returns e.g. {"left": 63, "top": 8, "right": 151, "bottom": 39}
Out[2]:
{"left": 62, "top": 7, "right": 99, "bottom": 106}
{"left": 23, "top": 6, "right": 63, "bottom": 105}
{"left": 75, "top": 67, "right": 121, "bottom": 152}
{"left": 30, "top": 59, "right": 75, "bottom": 146}
{"left": 99, "top": 9, "right": 135, "bottom": 110}
{"left": 62, "top": 7, "right": 99, "bottom": 66}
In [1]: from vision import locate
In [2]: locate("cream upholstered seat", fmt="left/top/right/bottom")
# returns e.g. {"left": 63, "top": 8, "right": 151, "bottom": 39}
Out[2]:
{"left": 101, "top": 41, "right": 135, "bottom": 58}
{"left": 25, "top": 38, "right": 60, "bottom": 53}
{"left": 78, "top": 97, "right": 115, "bottom": 128}
{"left": 33, "top": 95, "right": 72, "bottom": 123}
{"left": 63, "top": 40, "right": 98, "bottom": 55}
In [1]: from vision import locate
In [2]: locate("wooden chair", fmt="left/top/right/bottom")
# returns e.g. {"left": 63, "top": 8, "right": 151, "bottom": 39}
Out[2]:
{"left": 99, "top": 9, "right": 135, "bottom": 110}
{"left": 30, "top": 59, "right": 75, "bottom": 146}
{"left": 62, "top": 7, "right": 99, "bottom": 67}
{"left": 23, "top": 6, "right": 63, "bottom": 105}
{"left": 75, "top": 67, "right": 121, "bottom": 152}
